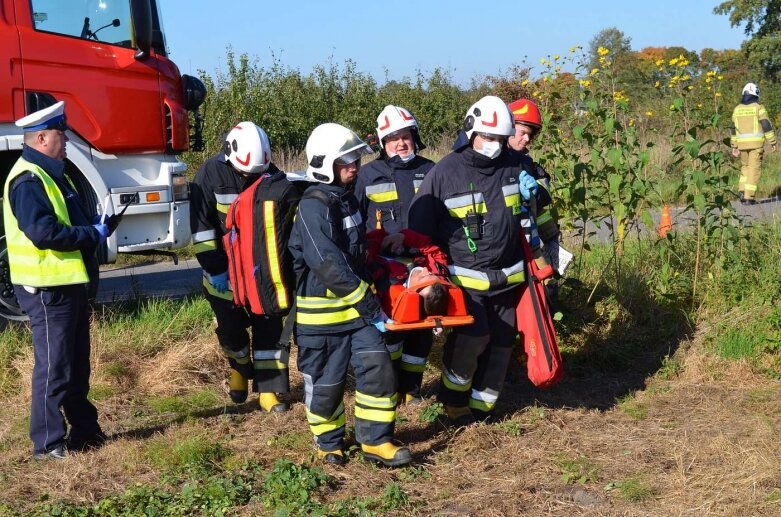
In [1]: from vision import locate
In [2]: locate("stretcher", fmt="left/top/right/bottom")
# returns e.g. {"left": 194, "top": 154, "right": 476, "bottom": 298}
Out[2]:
{"left": 383, "top": 277, "right": 474, "bottom": 332}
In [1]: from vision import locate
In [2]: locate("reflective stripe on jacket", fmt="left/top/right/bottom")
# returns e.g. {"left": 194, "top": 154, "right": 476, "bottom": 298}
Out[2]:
{"left": 731, "top": 102, "right": 777, "bottom": 150}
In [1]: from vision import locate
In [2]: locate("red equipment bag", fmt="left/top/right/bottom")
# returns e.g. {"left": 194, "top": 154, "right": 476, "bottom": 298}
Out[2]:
{"left": 223, "top": 173, "right": 300, "bottom": 316}
{"left": 517, "top": 232, "right": 563, "bottom": 388}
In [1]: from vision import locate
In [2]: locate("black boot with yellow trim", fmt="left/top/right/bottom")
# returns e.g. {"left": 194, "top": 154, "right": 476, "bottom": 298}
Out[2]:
{"left": 361, "top": 442, "right": 412, "bottom": 467}
{"left": 444, "top": 405, "right": 476, "bottom": 427}
{"left": 317, "top": 448, "right": 346, "bottom": 466}
{"left": 259, "top": 392, "right": 289, "bottom": 413}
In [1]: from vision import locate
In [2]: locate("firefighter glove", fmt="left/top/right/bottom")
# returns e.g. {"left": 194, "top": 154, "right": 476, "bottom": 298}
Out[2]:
{"left": 519, "top": 170, "right": 538, "bottom": 201}
{"left": 371, "top": 311, "right": 393, "bottom": 333}
{"left": 209, "top": 271, "right": 230, "bottom": 293}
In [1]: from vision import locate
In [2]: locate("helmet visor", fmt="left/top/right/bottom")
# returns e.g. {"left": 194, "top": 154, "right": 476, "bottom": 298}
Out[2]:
{"left": 334, "top": 150, "right": 364, "bottom": 166}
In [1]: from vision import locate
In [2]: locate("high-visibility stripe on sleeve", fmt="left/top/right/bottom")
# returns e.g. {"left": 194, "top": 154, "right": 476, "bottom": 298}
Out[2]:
{"left": 203, "top": 276, "right": 233, "bottom": 300}
{"left": 263, "top": 200, "right": 289, "bottom": 310}
{"left": 296, "top": 307, "right": 361, "bottom": 325}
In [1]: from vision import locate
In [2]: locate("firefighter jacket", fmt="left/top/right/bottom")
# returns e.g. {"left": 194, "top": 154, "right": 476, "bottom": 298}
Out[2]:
{"left": 189, "top": 153, "right": 284, "bottom": 276}
{"left": 731, "top": 96, "right": 777, "bottom": 151}
{"left": 5, "top": 146, "right": 100, "bottom": 288}
{"left": 288, "top": 182, "right": 381, "bottom": 335}
{"left": 355, "top": 154, "right": 435, "bottom": 234}
{"left": 409, "top": 147, "right": 550, "bottom": 295}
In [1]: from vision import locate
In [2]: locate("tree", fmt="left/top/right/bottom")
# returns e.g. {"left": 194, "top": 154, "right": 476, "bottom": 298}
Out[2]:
{"left": 587, "top": 27, "right": 632, "bottom": 71}
{"left": 714, "top": 0, "right": 781, "bottom": 79}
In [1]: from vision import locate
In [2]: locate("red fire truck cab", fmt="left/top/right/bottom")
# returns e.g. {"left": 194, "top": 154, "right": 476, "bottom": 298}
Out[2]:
{"left": 0, "top": 0, "right": 205, "bottom": 319}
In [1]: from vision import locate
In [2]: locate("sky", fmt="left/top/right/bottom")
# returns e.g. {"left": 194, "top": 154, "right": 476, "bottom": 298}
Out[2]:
{"left": 161, "top": 0, "right": 746, "bottom": 85}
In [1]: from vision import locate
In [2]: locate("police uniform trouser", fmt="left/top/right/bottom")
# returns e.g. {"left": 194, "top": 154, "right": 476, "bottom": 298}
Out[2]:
{"left": 204, "top": 289, "right": 289, "bottom": 394}
{"left": 14, "top": 284, "right": 101, "bottom": 453}
{"left": 739, "top": 147, "right": 764, "bottom": 200}
{"left": 386, "top": 329, "right": 432, "bottom": 395}
{"left": 297, "top": 325, "right": 397, "bottom": 451}
{"left": 438, "top": 288, "right": 519, "bottom": 415}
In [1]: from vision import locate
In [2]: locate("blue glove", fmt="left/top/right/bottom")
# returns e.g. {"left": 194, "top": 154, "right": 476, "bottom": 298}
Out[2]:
{"left": 370, "top": 311, "right": 393, "bottom": 333}
{"left": 209, "top": 271, "right": 230, "bottom": 293}
{"left": 92, "top": 223, "right": 109, "bottom": 245}
{"left": 519, "top": 170, "right": 538, "bottom": 201}
{"left": 91, "top": 214, "right": 102, "bottom": 225}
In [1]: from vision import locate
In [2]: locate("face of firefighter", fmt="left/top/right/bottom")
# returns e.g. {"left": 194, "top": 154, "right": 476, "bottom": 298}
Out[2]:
{"left": 334, "top": 158, "right": 360, "bottom": 186}
{"left": 473, "top": 132, "right": 506, "bottom": 159}
{"left": 383, "top": 128, "right": 415, "bottom": 159}
{"left": 508, "top": 123, "right": 536, "bottom": 152}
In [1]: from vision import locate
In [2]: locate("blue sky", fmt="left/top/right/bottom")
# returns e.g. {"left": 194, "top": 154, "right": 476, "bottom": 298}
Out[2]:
{"left": 162, "top": 0, "right": 746, "bottom": 84}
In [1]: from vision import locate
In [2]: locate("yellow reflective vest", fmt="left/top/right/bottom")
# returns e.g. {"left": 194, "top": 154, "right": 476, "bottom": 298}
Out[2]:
{"left": 2, "top": 158, "right": 89, "bottom": 287}
{"left": 731, "top": 102, "right": 777, "bottom": 151}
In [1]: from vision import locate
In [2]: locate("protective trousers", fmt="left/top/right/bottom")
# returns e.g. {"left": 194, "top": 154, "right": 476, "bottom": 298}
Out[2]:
{"left": 297, "top": 325, "right": 397, "bottom": 451}
{"left": 438, "top": 288, "right": 519, "bottom": 417}
{"left": 739, "top": 147, "right": 764, "bottom": 200}
{"left": 204, "top": 290, "right": 289, "bottom": 393}
{"left": 386, "top": 329, "right": 433, "bottom": 396}
{"left": 14, "top": 284, "right": 101, "bottom": 453}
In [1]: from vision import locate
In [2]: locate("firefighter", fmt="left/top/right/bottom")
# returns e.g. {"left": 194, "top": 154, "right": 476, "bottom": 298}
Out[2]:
{"left": 355, "top": 105, "right": 436, "bottom": 404}
{"left": 730, "top": 82, "right": 777, "bottom": 204}
{"left": 508, "top": 98, "right": 561, "bottom": 300}
{"left": 289, "top": 123, "right": 412, "bottom": 467}
{"left": 190, "top": 122, "right": 291, "bottom": 412}
{"left": 409, "top": 95, "right": 549, "bottom": 425}
{"left": 3, "top": 101, "right": 115, "bottom": 458}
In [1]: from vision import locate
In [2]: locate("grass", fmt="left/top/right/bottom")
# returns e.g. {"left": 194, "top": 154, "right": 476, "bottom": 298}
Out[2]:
{"left": 2, "top": 221, "right": 781, "bottom": 514}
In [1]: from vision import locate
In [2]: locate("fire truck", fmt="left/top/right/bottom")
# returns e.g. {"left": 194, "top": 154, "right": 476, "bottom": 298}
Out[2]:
{"left": 0, "top": 0, "right": 205, "bottom": 320}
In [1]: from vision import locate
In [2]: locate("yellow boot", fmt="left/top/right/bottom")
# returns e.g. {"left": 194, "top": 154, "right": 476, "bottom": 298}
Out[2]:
{"left": 397, "top": 392, "right": 424, "bottom": 406}
{"left": 361, "top": 442, "right": 412, "bottom": 467}
{"left": 317, "top": 448, "right": 345, "bottom": 466}
{"left": 228, "top": 368, "right": 248, "bottom": 404}
{"left": 444, "top": 405, "right": 475, "bottom": 427}
{"left": 258, "top": 392, "right": 289, "bottom": 413}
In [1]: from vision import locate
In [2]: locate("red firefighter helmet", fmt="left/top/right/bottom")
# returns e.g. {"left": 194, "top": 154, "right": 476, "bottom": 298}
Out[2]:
{"left": 508, "top": 98, "right": 542, "bottom": 130}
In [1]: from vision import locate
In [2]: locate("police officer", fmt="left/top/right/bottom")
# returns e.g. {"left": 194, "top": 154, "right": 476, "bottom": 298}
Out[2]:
{"left": 730, "top": 82, "right": 777, "bottom": 204}
{"left": 355, "top": 105, "right": 435, "bottom": 404}
{"left": 409, "top": 95, "right": 547, "bottom": 425}
{"left": 3, "top": 101, "right": 114, "bottom": 459}
{"left": 289, "top": 123, "right": 411, "bottom": 467}
{"left": 190, "top": 122, "right": 293, "bottom": 412}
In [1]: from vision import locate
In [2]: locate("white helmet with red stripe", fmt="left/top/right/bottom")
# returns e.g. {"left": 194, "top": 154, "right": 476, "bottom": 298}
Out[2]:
{"left": 305, "top": 123, "right": 372, "bottom": 184}
{"left": 224, "top": 121, "right": 272, "bottom": 174}
{"left": 463, "top": 95, "right": 515, "bottom": 140}
{"left": 376, "top": 105, "right": 418, "bottom": 142}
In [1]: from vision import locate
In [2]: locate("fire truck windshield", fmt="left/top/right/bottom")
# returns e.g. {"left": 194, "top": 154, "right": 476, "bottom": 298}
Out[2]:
{"left": 30, "top": 0, "right": 135, "bottom": 49}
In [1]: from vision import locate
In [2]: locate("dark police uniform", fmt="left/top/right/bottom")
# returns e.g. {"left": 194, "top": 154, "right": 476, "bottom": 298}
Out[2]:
{"left": 288, "top": 182, "right": 397, "bottom": 452}
{"left": 5, "top": 145, "right": 104, "bottom": 455}
{"left": 409, "top": 145, "right": 530, "bottom": 417}
{"left": 189, "top": 154, "right": 292, "bottom": 393}
{"left": 355, "top": 153, "right": 435, "bottom": 397}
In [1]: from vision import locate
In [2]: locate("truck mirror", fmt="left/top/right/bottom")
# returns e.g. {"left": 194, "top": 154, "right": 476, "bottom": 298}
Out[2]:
{"left": 130, "top": 0, "right": 152, "bottom": 60}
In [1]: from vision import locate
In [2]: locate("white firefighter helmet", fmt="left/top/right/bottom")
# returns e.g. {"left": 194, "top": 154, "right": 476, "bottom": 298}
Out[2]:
{"left": 224, "top": 122, "right": 272, "bottom": 174}
{"left": 376, "top": 105, "right": 419, "bottom": 143}
{"left": 742, "top": 82, "right": 760, "bottom": 97}
{"left": 305, "top": 123, "right": 372, "bottom": 184}
{"left": 463, "top": 95, "right": 515, "bottom": 140}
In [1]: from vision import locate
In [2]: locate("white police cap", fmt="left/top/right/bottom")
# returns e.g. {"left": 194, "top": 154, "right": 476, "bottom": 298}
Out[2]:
{"left": 15, "top": 101, "right": 69, "bottom": 132}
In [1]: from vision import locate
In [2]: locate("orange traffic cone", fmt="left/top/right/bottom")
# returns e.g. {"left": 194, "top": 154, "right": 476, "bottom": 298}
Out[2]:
{"left": 658, "top": 205, "right": 672, "bottom": 237}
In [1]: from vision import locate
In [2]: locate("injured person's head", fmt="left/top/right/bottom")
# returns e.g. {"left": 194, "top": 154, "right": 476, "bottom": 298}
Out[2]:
{"left": 405, "top": 267, "right": 449, "bottom": 316}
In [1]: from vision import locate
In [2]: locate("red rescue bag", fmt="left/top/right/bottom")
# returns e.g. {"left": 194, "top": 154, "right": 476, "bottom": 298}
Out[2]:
{"left": 223, "top": 173, "right": 300, "bottom": 316}
{"left": 517, "top": 233, "right": 563, "bottom": 388}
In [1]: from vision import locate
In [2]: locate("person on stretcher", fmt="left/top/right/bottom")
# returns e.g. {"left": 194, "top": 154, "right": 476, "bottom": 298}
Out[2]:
{"left": 367, "top": 228, "right": 473, "bottom": 334}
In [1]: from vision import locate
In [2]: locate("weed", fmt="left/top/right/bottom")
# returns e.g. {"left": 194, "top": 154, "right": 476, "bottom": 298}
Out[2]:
{"left": 419, "top": 402, "right": 444, "bottom": 423}
{"left": 604, "top": 477, "right": 654, "bottom": 501}
{"left": 556, "top": 453, "right": 600, "bottom": 485}
{"left": 396, "top": 465, "right": 431, "bottom": 482}
{"left": 617, "top": 392, "right": 648, "bottom": 420}
{"left": 380, "top": 482, "right": 409, "bottom": 511}
{"left": 714, "top": 329, "right": 762, "bottom": 359}
{"left": 496, "top": 419, "right": 525, "bottom": 437}
{"left": 765, "top": 489, "right": 781, "bottom": 504}
{"left": 266, "top": 431, "right": 312, "bottom": 451}
{"left": 88, "top": 383, "right": 118, "bottom": 401}
{"left": 526, "top": 404, "right": 547, "bottom": 424}
{"left": 0, "top": 323, "right": 29, "bottom": 397}
{"left": 146, "top": 433, "right": 230, "bottom": 472}
{"left": 261, "top": 459, "right": 330, "bottom": 514}
{"left": 656, "top": 354, "right": 682, "bottom": 380}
